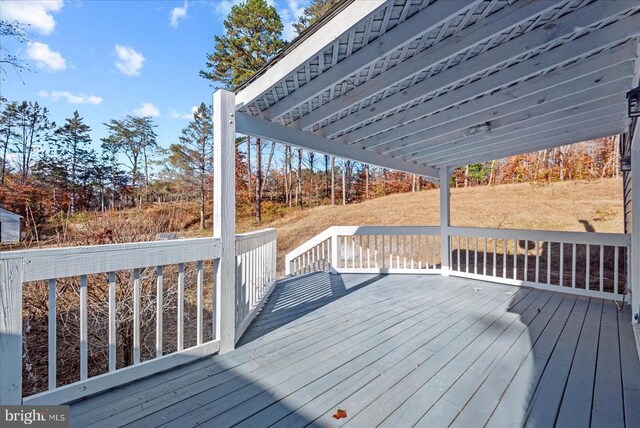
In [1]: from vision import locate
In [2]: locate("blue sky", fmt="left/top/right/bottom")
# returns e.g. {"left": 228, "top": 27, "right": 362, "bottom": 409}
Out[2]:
{"left": 1, "top": 0, "right": 308, "bottom": 154}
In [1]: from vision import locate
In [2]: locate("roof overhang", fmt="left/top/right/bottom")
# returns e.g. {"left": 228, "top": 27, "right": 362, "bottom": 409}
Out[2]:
{"left": 235, "top": 0, "right": 640, "bottom": 182}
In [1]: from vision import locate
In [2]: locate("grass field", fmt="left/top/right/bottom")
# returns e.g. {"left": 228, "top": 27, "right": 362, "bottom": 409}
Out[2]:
{"left": 4, "top": 178, "right": 623, "bottom": 261}
{"left": 264, "top": 178, "right": 623, "bottom": 263}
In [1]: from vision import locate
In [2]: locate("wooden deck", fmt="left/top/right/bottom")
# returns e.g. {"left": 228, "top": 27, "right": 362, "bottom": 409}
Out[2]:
{"left": 68, "top": 273, "right": 640, "bottom": 427}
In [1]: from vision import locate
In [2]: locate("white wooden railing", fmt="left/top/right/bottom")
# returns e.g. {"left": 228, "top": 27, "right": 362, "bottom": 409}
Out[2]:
{"left": 0, "top": 237, "right": 222, "bottom": 405}
{"left": 285, "top": 225, "right": 631, "bottom": 302}
{"left": 235, "top": 228, "right": 277, "bottom": 341}
{"left": 0, "top": 229, "right": 276, "bottom": 405}
{"left": 447, "top": 227, "right": 631, "bottom": 301}
{"left": 285, "top": 226, "right": 442, "bottom": 276}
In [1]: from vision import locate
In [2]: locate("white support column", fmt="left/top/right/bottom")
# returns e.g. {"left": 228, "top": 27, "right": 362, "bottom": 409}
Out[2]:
{"left": 0, "top": 258, "right": 23, "bottom": 404}
{"left": 440, "top": 167, "right": 451, "bottom": 276}
{"left": 631, "top": 123, "right": 640, "bottom": 323}
{"left": 213, "top": 89, "right": 237, "bottom": 352}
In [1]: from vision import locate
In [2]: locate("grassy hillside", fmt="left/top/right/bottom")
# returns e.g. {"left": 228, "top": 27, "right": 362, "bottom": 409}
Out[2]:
{"left": 5, "top": 179, "right": 623, "bottom": 263}
{"left": 265, "top": 178, "right": 623, "bottom": 263}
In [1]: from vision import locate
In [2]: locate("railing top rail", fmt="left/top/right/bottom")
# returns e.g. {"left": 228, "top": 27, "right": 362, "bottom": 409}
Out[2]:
{"left": 284, "top": 227, "right": 335, "bottom": 264}
{"left": 332, "top": 225, "right": 440, "bottom": 235}
{"left": 235, "top": 228, "right": 276, "bottom": 241}
{"left": 284, "top": 225, "right": 441, "bottom": 264}
{"left": 448, "top": 226, "right": 631, "bottom": 246}
{"left": 235, "top": 228, "right": 277, "bottom": 254}
{"left": 0, "top": 236, "right": 220, "bottom": 260}
{"left": 4, "top": 237, "right": 222, "bottom": 283}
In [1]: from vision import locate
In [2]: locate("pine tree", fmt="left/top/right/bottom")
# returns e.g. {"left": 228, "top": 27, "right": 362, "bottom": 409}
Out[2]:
{"left": 103, "top": 115, "right": 158, "bottom": 206}
{"left": 293, "top": 0, "right": 342, "bottom": 35}
{"left": 51, "top": 111, "right": 94, "bottom": 213}
{"left": 12, "top": 101, "right": 55, "bottom": 182}
{"left": 200, "top": 0, "right": 286, "bottom": 87}
{"left": 200, "top": 0, "right": 286, "bottom": 222}
{"left": 0, "top": 100, "right": 19, "bottom": 184}
{"left": 168, "top": 103, "right": 213, "bottom": 229}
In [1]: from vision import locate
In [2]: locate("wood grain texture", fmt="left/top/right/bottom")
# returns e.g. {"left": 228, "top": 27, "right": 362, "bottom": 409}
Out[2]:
{"left": 0, "top": 237, "right": 221, "bottom": 282}
{"left": 0, "top": 258, "right": 23, "bottom": 404}
{"left": 213, "top": 89, "right": 237, "bottom": 353}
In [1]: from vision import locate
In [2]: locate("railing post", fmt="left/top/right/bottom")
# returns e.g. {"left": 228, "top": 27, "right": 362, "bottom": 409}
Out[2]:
{"left": 631, "top": 121, "right": 640, "bottom": 323}
{"left": 285, "top": 255, "right": 293, "bottom": 276}
{"left": 331, "top": 231, "right": 340, "bottom": 273}
{"left": 213, "top": 89, "right": 237, "bottom": 352}
{"left": 440, "top": 167, "right": 451, "bottom": 276}
{"left": 0, "top": 258, "right": 23, "bottom": 404}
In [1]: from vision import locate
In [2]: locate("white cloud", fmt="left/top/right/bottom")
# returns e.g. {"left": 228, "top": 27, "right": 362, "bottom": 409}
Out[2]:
{"left": 169, "top": 106, "right": 198, "bottom": 120}
{"left": 114, "top": 45, "right": 145, "bottom": 76}
{"left": 38, "top": 90, "right": 103, "bottom": 105}
{"left": 133, "top": 102, "right": 160, "bottom": 117}
{"left": 1, "top": 0, "right": 64, "bottom": 35}
{"left": 170, "top": 1, "right": 188, "bottom": 27}
{"left": 26, "top": 42, "right": 67, "bottom": 71}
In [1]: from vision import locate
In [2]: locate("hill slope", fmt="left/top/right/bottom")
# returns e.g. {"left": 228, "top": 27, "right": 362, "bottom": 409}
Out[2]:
{"left": 264, "top": 178, "right": 623, "bottom": 262}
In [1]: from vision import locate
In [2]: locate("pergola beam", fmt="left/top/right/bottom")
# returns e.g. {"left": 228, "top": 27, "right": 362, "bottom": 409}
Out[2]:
{"left": 235, "top": 0, "right": 386, "bottom": 109}
{"left": 261, "top": 0, "right": 481, "bottom": 121}
{"left": 414, "top": 99, "right": 625, "bottom": 164}
{"left": 235, "top": 113, "right": 439, "bottom": 180}
{"left": 403, "top": 79, "right": 630, "bottom": 161}
{"left": 393, "top": 84, "right": 629, "bottom": 160}
{"left": 315, "top": 1, "right": 639, "bottom": 139}
{"left": 438, "top": 118, "right": 627, "bottom": 167}
{"left": 355, "top": 42, "right": 635, "bottom": 151}
{"left": 293, "top": 0, "right": 564, "bottom": 132}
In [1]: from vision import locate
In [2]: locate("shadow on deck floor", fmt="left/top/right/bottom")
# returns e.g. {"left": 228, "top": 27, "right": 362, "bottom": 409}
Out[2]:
{"left": 68, "top": 273, "right": 640, "bottom": 427}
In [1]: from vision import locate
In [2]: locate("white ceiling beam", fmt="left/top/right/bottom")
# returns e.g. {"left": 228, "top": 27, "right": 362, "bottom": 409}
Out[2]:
{"left": 260, "top": 0, "right": 481, "bottom": 121}
{"left": 428, "top": 111, "right": 626, "bottom": 166}
{"left": 421, "top": 101, "right": 625, "bottom": 164}
{"left": 382, "top": 66, "right": 633, "bottom": 156}
{"left": 235, "top": 0, "right": 386, "bottom": 109}
{"left": 388, "top": 73, "right": 632, "bottom": 158}
{"left": 408, "top": 94, "right": 624, "bottom": 163}
{"left": 439, "top": 123, "right": 626, "bottom": 168}
{"left": 314, "top": 1, "right": 639, "bottom": 138}
{"left": 291, "top": 0, "right": 563, "bottom": 131}
{"left": 349, "top": 40, "right": 636, "bottom": 148}
{"left": 235, "top": 113, "right": 439, "bottom": 180}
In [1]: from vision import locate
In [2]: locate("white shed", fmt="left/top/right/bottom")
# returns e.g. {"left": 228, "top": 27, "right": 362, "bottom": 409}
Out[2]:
{"left": 0, "top": 207, "right": 21, "bottom": 243}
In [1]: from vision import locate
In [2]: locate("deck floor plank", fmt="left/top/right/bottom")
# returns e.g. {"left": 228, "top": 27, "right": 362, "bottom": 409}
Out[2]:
{"left": 554, "top": 298, "right": 603, "bottom": 428}
{"left": 521, "top": 296, "right": 590, "bottom": 428}
{"left": 591, "top": 300, "right": 625, "bottom": 428}
{"left": 149, "top": 285, "right": 507, "bottom": 427}
{"left": 448, "top": 292, "right": 572, "bottom": 428}
{"left": 74, "top": 275, "right": 457, "bottom": 425}
{"left": 64, "top": 273, "right": 638, "bottom": 428}
{"left": 119, "top": 278, "right": 478, "bottom": 427}
{"left": 223, "top": 287, "right": 517, "bottom": 427}
{"left": 378, "top": 289, "right": 546, "bottom": 427}
{"left": 619, "top": 316, "right": 640, "bottom": 427}
{"left": 318, "top": 288, "right": 535, "bottom": 428}
{"left": 349, "top": 289, "right": 543, "bottom": 428}
{"left": 485, "top": 295, "right": 588, "bottom": 427}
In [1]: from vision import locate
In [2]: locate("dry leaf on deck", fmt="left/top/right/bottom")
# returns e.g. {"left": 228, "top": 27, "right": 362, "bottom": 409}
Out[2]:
{"left": 332, "top": 409, "right": 348, "bottom": 419}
